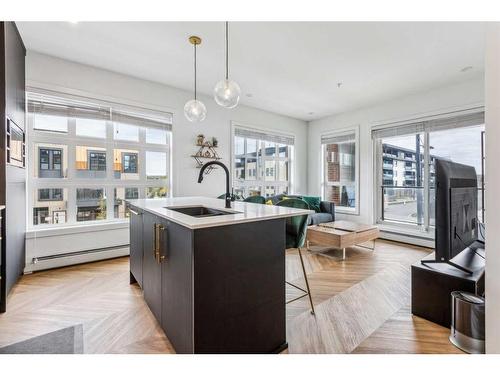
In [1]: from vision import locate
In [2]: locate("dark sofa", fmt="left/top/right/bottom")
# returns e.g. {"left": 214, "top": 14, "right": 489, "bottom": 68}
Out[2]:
{"left": 268, "top": 194, "right": 335, "bottom": 225}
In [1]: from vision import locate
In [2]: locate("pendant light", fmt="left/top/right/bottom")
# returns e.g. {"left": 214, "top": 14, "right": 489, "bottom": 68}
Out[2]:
{"left": 213, "top": 22, "right": 241, "bottom": 109}
{"left": 184, "top": 36, "right": 207, "bottom": 122}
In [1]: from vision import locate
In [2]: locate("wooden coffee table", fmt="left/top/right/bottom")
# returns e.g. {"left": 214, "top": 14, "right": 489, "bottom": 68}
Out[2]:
{"left": 306, "top": 220, "right": 380, "bottom": 260}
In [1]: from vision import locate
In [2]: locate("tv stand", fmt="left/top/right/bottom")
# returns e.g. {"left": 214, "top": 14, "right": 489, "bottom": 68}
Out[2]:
{"left": 420, "top": 259, "right": 474, "bottom": 274}
{"left": 412, "top": 247, "right": 485, "bottom": 327}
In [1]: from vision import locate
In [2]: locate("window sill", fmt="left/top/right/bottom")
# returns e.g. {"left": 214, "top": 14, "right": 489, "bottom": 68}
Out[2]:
{"left": 335, "top": 208, "right": 359, "bottom": 216}
{"left": 26, "top": 220, "right": 130, "bottom": 239}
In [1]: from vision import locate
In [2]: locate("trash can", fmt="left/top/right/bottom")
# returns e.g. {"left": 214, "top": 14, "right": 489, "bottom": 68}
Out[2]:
{"left": 449, "top": 291, "right": 485, "bottom": 354}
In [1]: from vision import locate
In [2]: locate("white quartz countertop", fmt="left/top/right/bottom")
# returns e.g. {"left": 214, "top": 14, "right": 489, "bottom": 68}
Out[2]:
{"left": 126, "top": 196, "right": 314, "bottom": 229}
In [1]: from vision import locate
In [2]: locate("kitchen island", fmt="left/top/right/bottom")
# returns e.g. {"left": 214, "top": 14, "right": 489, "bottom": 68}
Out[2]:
{"left": 127, "top": 197, "right": 313, "bottom": 354}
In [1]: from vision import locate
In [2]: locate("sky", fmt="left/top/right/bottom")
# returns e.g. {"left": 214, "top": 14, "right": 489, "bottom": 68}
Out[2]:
{"left": 385, "top": 125, "right": 484, "bottom": 173}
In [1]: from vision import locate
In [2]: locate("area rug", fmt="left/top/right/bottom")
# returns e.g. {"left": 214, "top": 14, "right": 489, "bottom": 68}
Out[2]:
{"left": 0, "top": 324, "right": 84, "bottom": 354}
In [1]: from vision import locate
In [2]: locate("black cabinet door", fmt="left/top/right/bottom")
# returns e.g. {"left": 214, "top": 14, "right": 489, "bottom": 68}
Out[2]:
{"left": 129, "top": 207, "right": 143, "bottom": 287}
{"left": 160, "top": 219, "right": 193, "bottom": 353}
{"left": 141, "top": 212, "right": 162, "bottom": 322}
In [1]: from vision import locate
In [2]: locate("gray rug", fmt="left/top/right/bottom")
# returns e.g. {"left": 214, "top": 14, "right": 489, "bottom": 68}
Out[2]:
{"left": 0, "top": 325, "right": 84, "bottom": 354}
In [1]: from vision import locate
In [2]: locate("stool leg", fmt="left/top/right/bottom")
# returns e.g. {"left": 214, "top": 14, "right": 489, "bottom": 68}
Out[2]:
{"left": 297, "top": 247, "right": 315, "bottom": 315}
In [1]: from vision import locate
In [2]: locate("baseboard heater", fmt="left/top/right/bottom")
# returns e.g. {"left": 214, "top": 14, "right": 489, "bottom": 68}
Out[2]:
{"left": 380, "top": 229, "right": 435, "bottom": 248}
{"left": 32, "top": 245, "right": 128, "bottom": 264}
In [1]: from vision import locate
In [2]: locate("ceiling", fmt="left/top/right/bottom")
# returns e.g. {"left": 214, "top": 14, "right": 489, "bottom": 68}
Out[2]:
{"left": 17, "top": 22, "right": 486, "bottom": 121}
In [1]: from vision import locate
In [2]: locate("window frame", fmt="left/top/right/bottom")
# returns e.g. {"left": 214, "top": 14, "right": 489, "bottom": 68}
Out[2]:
{"left": 372, "top": 110, "right": 485, "bottom": 236}
{"left": 231, "top": 122, "right": 295, "bottom": 199}
{"left": 27, "top": 89, "right": 173, "bottom": 229}
{"left": 320, "top": 126, "right": 360, "bottom": 215}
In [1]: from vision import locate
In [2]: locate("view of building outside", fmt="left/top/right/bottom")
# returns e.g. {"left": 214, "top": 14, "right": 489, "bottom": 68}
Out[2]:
{"left": 32, "top": 188, "right": 68, "bottom": 225}
{"left": 323, "top": 141, "right": 356, "bottom": 209}
{"left": 381, "top": 124, "right": 484, "bottom": 226}
{"left": 28, "top": 91, "right": 172, "bottom": 227}
{"left": 233, "top": 133, "right": 292, "bottom": 198}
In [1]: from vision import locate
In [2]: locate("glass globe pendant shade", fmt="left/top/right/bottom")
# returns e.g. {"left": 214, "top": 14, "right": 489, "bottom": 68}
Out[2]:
{"left": 213, "top": 79, "right": 241, "bottom": 108}
{"left": 184, "top": 99, "right": 207, "bottom": 122}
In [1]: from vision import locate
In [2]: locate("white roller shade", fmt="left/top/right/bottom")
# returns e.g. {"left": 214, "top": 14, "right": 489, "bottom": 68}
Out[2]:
{"left": 372, "top": 111, "right": 484, "bottom": 139}
{"left": 28, "top": 92, "right": 111, "bottom": 121}
{"left": 112, "top": 109, "right": 172, "bottom": 131}
{"left": 321, "top": 132, "right": 356, "bottom": 144}
{"left": 234, "top": 127, "right": 294, "bottom": 145}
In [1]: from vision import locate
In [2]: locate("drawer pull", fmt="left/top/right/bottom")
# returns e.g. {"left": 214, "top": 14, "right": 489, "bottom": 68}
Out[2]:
{"left": 154, "top": 223, "right": 166, "bottom": 264}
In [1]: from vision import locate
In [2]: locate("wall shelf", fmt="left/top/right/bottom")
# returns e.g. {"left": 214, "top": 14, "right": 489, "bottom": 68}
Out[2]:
{"left": 191, "top": 143, "right": 221, "bottom": 175}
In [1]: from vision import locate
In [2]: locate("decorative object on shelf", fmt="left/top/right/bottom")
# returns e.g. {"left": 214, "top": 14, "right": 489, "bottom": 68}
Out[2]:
{"left": 184, "top": 36, "right": 207, "bottom": 122}
{"left": 213, "top": 22, "right": 241, "bottom": 109}
{"left": 196, "top": 134, "right": 205, "bottom": 146}
{"left": 191, "top": 137, "right": 221, "bottom": 175}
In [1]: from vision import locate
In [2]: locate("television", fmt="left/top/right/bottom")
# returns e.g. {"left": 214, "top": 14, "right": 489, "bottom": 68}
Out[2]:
{"left": 422, "top": 159, "right": 479, "bottom": 273}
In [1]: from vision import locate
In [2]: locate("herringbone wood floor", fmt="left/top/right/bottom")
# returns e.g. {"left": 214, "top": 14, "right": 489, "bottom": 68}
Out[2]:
{"left": 0, "top": 239, "right": 460, "bottom": 353}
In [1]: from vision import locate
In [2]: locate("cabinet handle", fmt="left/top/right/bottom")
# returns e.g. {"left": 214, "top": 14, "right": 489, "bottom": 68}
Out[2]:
{"left": 159, "top": 225, "right": 166, "bottom": 263}
{"left": 129, "top": 208, "right": 141, "bottom": 216}
{"left": 154, "top": 223, "right": 166, "bottom": 264}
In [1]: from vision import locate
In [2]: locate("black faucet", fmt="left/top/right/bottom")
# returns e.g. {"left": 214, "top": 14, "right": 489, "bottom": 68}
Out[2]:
{"left": 198, "top": 161, "right": 232, "bottom": 208}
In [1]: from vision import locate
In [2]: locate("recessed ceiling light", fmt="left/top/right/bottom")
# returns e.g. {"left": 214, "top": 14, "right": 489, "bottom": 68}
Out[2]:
{"left": 461, "top": 66, "right": 473, "bottom": 73}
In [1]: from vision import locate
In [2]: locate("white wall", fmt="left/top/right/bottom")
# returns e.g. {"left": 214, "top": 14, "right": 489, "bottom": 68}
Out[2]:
{"left": 307, "top": 78, "right": 485, "bottom": 233}
{"left": 24, "top": 51, "right": 307, "bottom": 271}
{"left": 485, "top": 23, "right": 500, "bottom": 354}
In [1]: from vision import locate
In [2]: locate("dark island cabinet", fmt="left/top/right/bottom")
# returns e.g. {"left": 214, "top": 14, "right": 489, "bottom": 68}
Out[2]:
{"left": 128, "top": 205, "right": 287, "bottom": 354}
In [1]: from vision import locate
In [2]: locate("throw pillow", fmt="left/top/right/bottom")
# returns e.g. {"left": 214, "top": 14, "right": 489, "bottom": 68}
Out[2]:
{"left": 302, "top": 196, "right": 321, "bottom": 213}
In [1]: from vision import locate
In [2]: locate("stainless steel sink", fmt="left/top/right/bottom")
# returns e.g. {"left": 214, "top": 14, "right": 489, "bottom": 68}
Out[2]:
{"left": 165, "top": 206, "right": 240, "bottom": 218}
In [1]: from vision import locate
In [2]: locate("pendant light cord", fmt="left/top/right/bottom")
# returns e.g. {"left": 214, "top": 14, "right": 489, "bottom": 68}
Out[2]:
{"left": 194, "top": 42, "right": 197, "bottom": 100}
{"left": 225, "top": 21, "right": 229, "bottom": 80}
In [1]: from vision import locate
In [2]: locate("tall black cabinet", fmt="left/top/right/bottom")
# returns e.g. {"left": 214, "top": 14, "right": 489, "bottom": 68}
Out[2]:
{"left": 0, "top": 22, "right": 26, "bottom": 313}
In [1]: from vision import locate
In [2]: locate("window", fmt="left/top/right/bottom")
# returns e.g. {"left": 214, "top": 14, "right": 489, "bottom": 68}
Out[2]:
{"left": 89, "top": 150, "right": 106, "bottom": 171}
{"left": 232, "top": 126, "right": 294, "bottom": 198}
{"left": 75, "top": 146, "right": 107, "bottom": 178}
{"left": 146, "top": 151, "right": 168, "bottom": 180}
{"left": 146, "top": 127, "right": 168, "bottom": 145}
{"left": 76, "top": 188, "right": 106, "bottom": 221}
{"left": 39, "top": 148, "right": 62, "bottom": 175}
{"left": 33, "top": 188, "right": 67, "bottom": 225}
{"left": 28, "top": 90, "right": 173, "bottom": 227}
{"left": 76, "top": 118, "right": 107, "bottom": 138}
{"left": 114, "top": 122, "right": 139, "bottom": 142}
{"left": 32, "top": 114, "right": 68, "bottom": 133}
{"left": 321, "top": 129, "right": 359, "bottom": 214}
{"left": 114, "top": 149, "right": 139, "bottom": 179}
{"left": 373, "top": 111, "right": 485, "bottom": 232}
{"left": 122, "top": 153, "right": 138, "bottom": 173}
{"left": 38, "top": 188, "right": 63, "bottom": 201}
